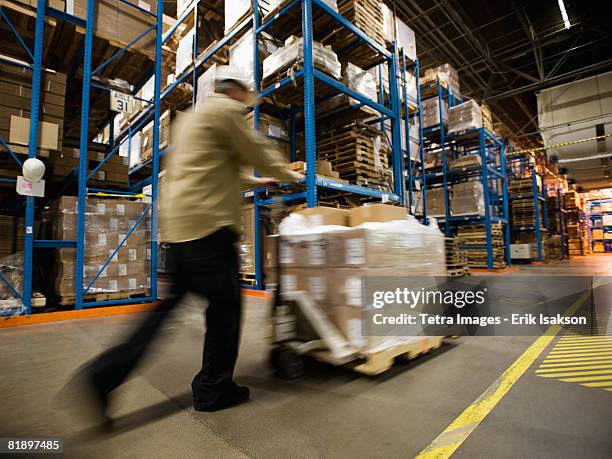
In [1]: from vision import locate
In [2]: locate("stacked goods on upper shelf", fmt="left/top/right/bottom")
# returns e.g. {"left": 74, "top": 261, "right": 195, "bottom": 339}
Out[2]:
{"left": 317, "top": 122, "right": 392, "bottom": 191}
{"left": 421, "top": 97, "right": 448, "bottom": 129}
{"left": 49, "top": 196, "right": 151, "bottom": 303}
{"left": 67, "top": 0, "right": 170, "bottom": 60}
{"left": 448, "top": 100, "right": 483, "bottom": 134}
{"left": 509, "top": 177, "right": 543, "bottom": 227}
{"left": 0, "top": 65, "right": 66, "bottom": 157}
{"left": 326, "top": 0, "right": 384, "bottom": 69}
{"left": 421, "top": 63, "right": 460, "bottom": 98}
{"left": 271, "top": 205, "right": 445, "bottom": 350}
{"left": 370, "top": 65, "right": 418, "bottom": 112}
{"left": 481, "top": 103, "right": 495, "bottom": 135}
{"left": 450, "top": 181, "right": 486, "bottom": 216}
{"left": 415, "top": 187, "right": 446, "bottom": 217}
{"left": 380, "top": 3, "right": 417, "bottom": 62}
{"left": 226, "top": 0, "right": 271, "bottom": 34}
{"left": 317, "top": 62, "right": 378, "bottom": 123}
{"left": 286, "top": 160, "right": 342, "bottom": 181}
{"left": 456, "top": 223, "right": 506, "bottom": 268}
{"left": 49, "top": 147, "right": 129, "bottom": 188}
{"left": 263, "top": 35, "right": 341, "bottom": 83}
{"left": 230, "top": 30, "right": 279, "bottom": 85}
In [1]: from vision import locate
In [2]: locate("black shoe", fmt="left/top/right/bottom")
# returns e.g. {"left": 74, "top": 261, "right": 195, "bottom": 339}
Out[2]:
{"left": 193, "top": 385, "right": 250, "bottom": 412}
{"left": 55, "top": 370, "right": 113, "bottom": 431}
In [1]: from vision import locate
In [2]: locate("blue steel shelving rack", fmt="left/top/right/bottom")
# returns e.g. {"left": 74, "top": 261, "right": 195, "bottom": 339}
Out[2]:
{"left": 0, "top": 0, "right": 167, "bottom": 314}
{"left": 248, "top": 0, "right": 407, "bottom": 289}
{"left": 416, "top": 79, "right": 511, "bottom": 268}
{"left": 589, "top": 198, "right": 612, "bottom": 253}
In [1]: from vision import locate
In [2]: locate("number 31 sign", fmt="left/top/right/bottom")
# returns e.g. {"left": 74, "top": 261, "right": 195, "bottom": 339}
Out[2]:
{"left": 110, "top": 90, "right": 134, "bottom": 114}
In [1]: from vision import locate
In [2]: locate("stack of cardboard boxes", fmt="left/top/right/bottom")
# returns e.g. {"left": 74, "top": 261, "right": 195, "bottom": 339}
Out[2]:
{"left": 50, "top": 197, "right": 151, "bottom": 300}
{"left": 268, "top": 204, "right": 446, "bottom": 349}
{"left": 0, "top": 64, "right": 66, "bottom": 158}
{"left": 448, "top": 100, "right": 483, "bottom": 134}
{"left": 50, "top": 147, "right": 129, "bottom": 187}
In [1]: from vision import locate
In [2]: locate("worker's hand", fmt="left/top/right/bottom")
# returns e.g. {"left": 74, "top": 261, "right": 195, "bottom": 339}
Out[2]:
{"left": 287, "top": 170, "right": 305, "bottom": 182}
{"left": 255, "top": 177, "right": 280, "bottom": 185}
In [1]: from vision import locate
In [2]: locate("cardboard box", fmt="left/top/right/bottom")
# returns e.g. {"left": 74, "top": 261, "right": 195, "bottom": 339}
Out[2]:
{"left": 9, "top": 115, "right": 59, "bottom": 150}
{"left": 348, "top": 204, "right": 406, "bottom": 227}
{"left": 278, "top": 233, "right": 331, "bottom": 268}
{"left": 296, "top": 207, "right": 349, "bottom": 226}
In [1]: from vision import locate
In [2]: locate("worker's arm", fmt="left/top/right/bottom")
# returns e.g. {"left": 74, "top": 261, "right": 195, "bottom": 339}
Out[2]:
{"left": 239, "top": 174, "right": 279, "bottom": 190}
{"left": 224, "top": 107, "right": 300, "bottom": 183}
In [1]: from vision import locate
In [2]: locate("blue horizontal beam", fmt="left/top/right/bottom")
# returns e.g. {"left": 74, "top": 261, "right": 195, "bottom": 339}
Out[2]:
{"left": 83, "top": 296, "right": 156, "bottom": 308}
{"left": 0, "top": 56, "right": 32, "bottom": 70}
{"left": 0, "top": 178, "right": 17, "bottom": 184}
{"left": 45, "top": 6, "right": 86, "bottom": 27}
{"left": 260, "top": 69, "right": 305, "bottom": 98}
{"left": 34, "top": 240, "right": 77, "bottom": 248}
{"left": 446, "top": 215, "right": 507, "bottom": 224}
{"left": 88, "top": 187, "right": 143, "bottom": 196}
{"left": 512, "top": 227, "right": 549, "bottom": 232}
{"left": 312, "top": 0, "right": 391, "bottom": 60}
{"left": 257, "top": 192, "right": 308, "bottom": 206}
{"left": 119, "top": 0, "right": 157, "bottom": 17}
{"left": 314, "top": 69, "right": 394, "bottom": 118}
{"left": 317, "top": 176, "right": 400, "bottom": 201}
{"left": 257, "top": 0, "right": 300, "bottom": 34}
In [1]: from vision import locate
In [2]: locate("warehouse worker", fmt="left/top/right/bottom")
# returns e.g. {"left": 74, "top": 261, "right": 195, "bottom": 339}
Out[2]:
{"left": 61, "top": 66, "right": 302, "bottom": 424}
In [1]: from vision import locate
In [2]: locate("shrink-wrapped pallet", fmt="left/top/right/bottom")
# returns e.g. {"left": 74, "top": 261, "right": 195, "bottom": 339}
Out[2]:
{"left": 448, "top": 100, "right": 483, "bottom": 134}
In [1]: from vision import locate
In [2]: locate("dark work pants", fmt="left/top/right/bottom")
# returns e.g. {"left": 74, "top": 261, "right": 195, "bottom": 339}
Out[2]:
{"left": 86, "top": 227, "right": 242, "bottom": 407}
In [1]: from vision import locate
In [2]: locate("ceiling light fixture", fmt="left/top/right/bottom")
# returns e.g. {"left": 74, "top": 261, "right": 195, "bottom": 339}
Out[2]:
{"left": 558, "top": 0, "right": 571, "bottom": 29}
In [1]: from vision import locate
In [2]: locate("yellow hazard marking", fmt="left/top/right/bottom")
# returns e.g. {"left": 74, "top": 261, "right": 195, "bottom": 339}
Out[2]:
{"left": 560, "top": 375, "right": 612, "bottom": 383}
{"left": 507, "top": 133, "right": 612, "bottom": 157}
{"left": 582, "top": 381, "right": 612, "bottom": 388}
{"left": 539, "top": 359, "right": 612, "bottom": 368}
{"left": 415, "top": 290, "right": 591, "bottom": 459}
{"left": 536, "top": 364, "right": 612, "bottom": 374}
{"left": 542, "top": 355, "right": 612, "bottom": 364}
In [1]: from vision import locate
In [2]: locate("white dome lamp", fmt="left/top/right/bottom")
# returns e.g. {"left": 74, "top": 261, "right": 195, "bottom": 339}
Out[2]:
{"left": 22, "top": 158, "right": 45, "bottom": 183}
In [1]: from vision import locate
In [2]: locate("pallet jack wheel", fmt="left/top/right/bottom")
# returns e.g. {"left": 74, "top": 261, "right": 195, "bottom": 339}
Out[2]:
{"left": 270, "top": 345, "right": 304, "bottom": 379}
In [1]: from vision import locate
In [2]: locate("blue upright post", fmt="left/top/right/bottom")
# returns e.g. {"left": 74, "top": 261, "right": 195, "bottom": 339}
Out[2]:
{"left": 290, "top": 105, "right": 297, "bottom": 162}
{"left": 401, "top": 50, "right": 413, "bottom": 210}
{"left": 252, "top": 0, "right": 263, "bottom": 289}
{"left": 302, "top": 0, "right": 317, "bottom": 207}
{"left": 480, "top": 130, "right": 493, "bottom": 268}
{"left": 191, "top": 4, "right": 199, "bottom": 107}
{"left": 22, "top": 0, "right": 47, "bottom": 314}
{"left": 389, "top": 45, "right": 404, "bottom": 206}
{"left": 533, "top": 169, "right": 542, "bottom": 262}
{"left": 75, "top": 0, "right": 96, "bottom": 309}
{"left": 377, "top": 64, "right": 384, "bottom": 133}
{"left": 149, "top": 0, "right": 164, "bottom": 298}
{"left": 439, "top": 80, "right": 449, "bottom": 234}
{"left": 415, "top": 59, "right": 427, "bottom": 224}
{"left": 499, "top": 143, "right": 511, "bottom": 266}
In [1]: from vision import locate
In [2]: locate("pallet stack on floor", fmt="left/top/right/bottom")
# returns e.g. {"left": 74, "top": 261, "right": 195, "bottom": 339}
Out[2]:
{"left": 565, "top": 191, "right": 586, "bottom": 256}
{"left": 445, "top": 237, "right": 469, "bottom": 277}
{"left": 456, "top": 224, "right": 506, "bottom": 268}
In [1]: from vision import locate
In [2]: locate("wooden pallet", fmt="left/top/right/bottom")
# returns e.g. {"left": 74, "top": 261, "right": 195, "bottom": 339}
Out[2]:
{"left": 58, "top": 289, "right": 147, "bottom": 306}
{"left": 350, "top": 336, "right": 445, "bottom": 375}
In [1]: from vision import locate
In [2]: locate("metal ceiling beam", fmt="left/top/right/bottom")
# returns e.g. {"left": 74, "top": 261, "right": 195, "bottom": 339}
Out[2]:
{"left": 511, "top": 1, "right": 545, "bottom": 80}
{"left": 485, "top": 58, "right": 612, "bottom": 102}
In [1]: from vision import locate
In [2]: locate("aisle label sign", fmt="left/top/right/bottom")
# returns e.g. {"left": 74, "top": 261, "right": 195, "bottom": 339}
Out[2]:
{"left": 16, "top": 176, "right": 45, "bottom": 197}
{"left": 110, "top": 90, "right": 134, "bottom": 114}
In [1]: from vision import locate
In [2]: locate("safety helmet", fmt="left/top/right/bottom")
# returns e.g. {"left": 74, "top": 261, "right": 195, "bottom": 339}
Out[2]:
{"left": 214, "top": 65, "right": 257, "bottom": 106}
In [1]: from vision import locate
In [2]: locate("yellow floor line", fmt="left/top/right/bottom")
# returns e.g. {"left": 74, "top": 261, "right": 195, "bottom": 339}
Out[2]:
{"left": 539, "top": 359, "right": 612, "bottom": 368}
{"left": 547, "top": 348, "right": 612, "bottom": 356}
{"left": 415, "top": 289, "right": 590, "bottom": 459}
{"left": 543, "top": 352, "right": 612, "bottom": 360}
{"left": 560, "top": 375, "right": 612, "bottom": 383}
{"left": 543, "top": 354, "right": 612, "bottom": 363}
{"left": 537, "top": 369, "right": 612, "bottom": 378}
{"left": 582, "top": 381, "right": 612, "bottom": 388}
{"left": 555, "top": 340, "right": 612, "bottom": 346}
{"left": 536, "top": 364, "right": 612, "bottom": 373}
{"left": 551, "top": 345, "right": 612, "bottom": 351}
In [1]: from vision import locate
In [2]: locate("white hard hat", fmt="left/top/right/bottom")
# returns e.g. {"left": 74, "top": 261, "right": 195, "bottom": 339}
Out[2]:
{"left": 214, "top": 66, "right": 252, "bottom": 91}
{"left": 22, "top": 158, "right": 45, "bottom": 182}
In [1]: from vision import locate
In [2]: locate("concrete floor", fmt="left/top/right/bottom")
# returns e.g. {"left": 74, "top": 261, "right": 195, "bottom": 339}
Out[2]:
{"left": 0, "top": 256, "right": 611, "bottom": 458}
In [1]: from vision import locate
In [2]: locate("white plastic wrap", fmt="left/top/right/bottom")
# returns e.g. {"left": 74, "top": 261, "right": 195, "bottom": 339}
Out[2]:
{"left": 263, "top": 36, "right": 341, "bottom": 81}
{"left": 230, "top": 30, "right": 278, "bottom": 85}
{"left": 51, "top": 197, "right": 152, "bottom": 296}
{"left": 451, "top": 181, "right": 486, "bottom": 216}
{"left": 422, "top": 63, "right": 460, "bottom": 97}
{"left": 196, "top": 64, "right": 217, "bottom": 108}
{"left": 0, "top": 252, "right": 24, "bottom": 316}
{"left": 225, "top": 0, "right": 270, "bottom": 34}
{"left": 448, "top": 100, "right": 483, "bottom": 134}
{"left": 421, "top": 97, "right": 448, "bottom": 128}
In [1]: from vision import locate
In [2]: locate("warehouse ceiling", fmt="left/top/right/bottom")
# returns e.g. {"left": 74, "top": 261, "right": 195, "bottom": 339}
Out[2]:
{"left": 387, "top": 0, "right": 611, "bottom": 150}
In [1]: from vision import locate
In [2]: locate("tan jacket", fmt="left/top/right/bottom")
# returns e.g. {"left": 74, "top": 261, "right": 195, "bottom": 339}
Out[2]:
{"left": 160, "top": 94, "right": 295, "bottom": 243}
